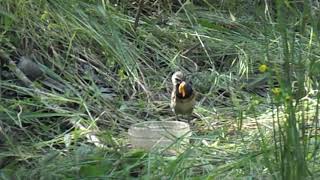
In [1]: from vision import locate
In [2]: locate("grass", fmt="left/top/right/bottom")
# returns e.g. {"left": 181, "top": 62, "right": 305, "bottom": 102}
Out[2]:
{"left": 1, "top": 0, "right": 320, "bottom": 179}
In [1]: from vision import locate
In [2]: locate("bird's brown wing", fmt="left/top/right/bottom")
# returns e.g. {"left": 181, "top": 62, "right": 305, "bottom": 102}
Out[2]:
{"left": 170, "top": 89, "right": 176, "bottom": 111}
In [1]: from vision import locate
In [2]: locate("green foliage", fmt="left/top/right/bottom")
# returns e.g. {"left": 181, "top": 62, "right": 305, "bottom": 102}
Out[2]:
{"left": 1, "top": 0, "right": 320, "bottom": 179}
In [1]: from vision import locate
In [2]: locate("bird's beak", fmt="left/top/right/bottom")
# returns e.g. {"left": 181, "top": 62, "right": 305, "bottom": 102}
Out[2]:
{"left": 178, "top": 81, "right": 186, "bottom": 97}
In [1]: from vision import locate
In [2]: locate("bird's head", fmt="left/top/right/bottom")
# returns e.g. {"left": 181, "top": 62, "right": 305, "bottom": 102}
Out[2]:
{"left": 171, "top": 71, "right": 185, "bottom": 86}
{"left": 172, "top": 71, "right": 193, "bottom": 98}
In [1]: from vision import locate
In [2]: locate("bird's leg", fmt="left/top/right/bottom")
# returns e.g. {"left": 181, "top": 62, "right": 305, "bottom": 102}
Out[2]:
{"left": 175, "top": 113, "right": 180, "bottom": 121}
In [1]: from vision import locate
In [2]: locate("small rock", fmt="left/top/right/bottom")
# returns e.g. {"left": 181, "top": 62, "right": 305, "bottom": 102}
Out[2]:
{"left": 17, "top": 56, "right": 43, "bottom": 81}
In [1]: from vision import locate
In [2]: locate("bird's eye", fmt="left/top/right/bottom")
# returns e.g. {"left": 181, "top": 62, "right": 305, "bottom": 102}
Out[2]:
{"left": 175, "top": 78, "right": 181, "bottom": 82}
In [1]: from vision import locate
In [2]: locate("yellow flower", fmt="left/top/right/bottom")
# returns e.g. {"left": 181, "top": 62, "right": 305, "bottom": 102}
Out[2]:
{"left": 272, "top": 88, "right": 281, "bottom": 96}
{"left": 285, "top": 95, "right": 292, "bottom": 101}
{"left": 258, "top": 64, "right": 268, "bottom": 73}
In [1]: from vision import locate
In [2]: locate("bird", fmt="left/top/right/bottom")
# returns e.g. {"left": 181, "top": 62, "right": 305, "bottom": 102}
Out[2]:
{"left": 170, "top": 71, "right": 196, "bottom": 122}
